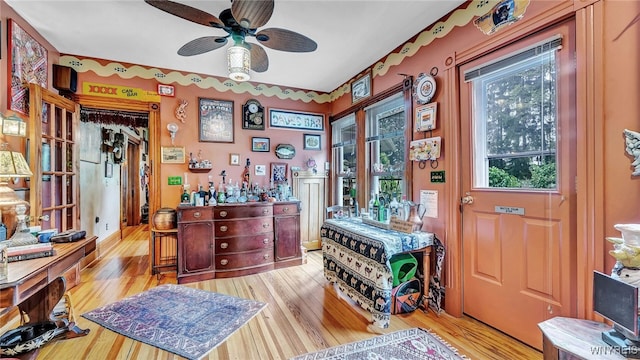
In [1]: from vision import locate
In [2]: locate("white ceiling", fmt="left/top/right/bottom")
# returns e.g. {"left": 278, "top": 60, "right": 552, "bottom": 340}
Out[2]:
{"left": 5, "top": 0, "right": 465, "bottom": 93}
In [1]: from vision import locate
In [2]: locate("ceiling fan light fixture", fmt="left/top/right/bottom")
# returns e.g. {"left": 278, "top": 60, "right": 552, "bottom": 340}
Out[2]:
{"left": 227, "top": 42, "right": 251, "bottom": 82}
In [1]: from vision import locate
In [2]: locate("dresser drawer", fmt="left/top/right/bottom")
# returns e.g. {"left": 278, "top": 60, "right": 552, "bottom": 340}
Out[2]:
{"left": 216, "top": 233, "right": 274, "bottom": 253}
{"left": 215, "top": 218, "right": 273, "bottom": 237}
{"left": 179, "top": 207, "right": 212, "bottom": 222}
{"left": 273, "top": 202, "right": 300, "bottom": 216}
{"left": 214, "top": 204, "right": 272, "bottom": 219}
{"left": 215, "top": 248, "right": 274, "bottom": 269}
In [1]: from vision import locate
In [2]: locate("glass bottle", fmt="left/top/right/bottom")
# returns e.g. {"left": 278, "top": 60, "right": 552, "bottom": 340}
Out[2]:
{"left": 368, "top": 192, "right": 376, "bottom": 219}
{"left": 180, "top": 189, "right": 190, "bottom": 204}
{"left": 217, "top": 181, "right": 226, "bottom": 204}
{"left": 389, "top": 196, "right": 400, "bottom": 218}
{"left": 372, "top": 193, "right": 380, "bottom": 221}
{"left": 0, "top": 211, "right": 6, "bottom": 241}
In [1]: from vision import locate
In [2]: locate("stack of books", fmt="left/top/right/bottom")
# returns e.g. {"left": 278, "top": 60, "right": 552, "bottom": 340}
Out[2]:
{"left": 6, "top": 242, "right": 55, "bottom": 262}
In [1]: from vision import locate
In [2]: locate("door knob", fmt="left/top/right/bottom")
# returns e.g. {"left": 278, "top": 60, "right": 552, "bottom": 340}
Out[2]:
{"left": 461, "top": 192, "right": 474, "bottom": 205}
{"left": 39, "top": 215, "right": 50, "bottom": 222}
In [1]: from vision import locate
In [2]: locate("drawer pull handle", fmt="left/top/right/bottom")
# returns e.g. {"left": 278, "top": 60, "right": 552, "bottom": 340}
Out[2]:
{"left": 220, "top": 242, "right": 228, "bottom": 249}
{"left": 263, "top": 238, "right": 269, "bottom": 244}
{"left": 262, "top": 209, "right": 269, "bottom": 214}
{"left": 262, "top": 223, "right": 270, "bottom": 228}
{"left": 220, "top": 259, "right": 228, "bottom": 266}
{"left": 220, "top": 211, "right": 228, "bottom": 218}
{"left": 220, "top": 225, "right": 228, "bottom": 232}
{"left": 283, "top": 207, "right": 289, "bottom": 213}
{"left": 263, "top": 254, "right": 270, "bottom": 260}
{"left": 194, "top": 212, "right": 201, "bottom": 218}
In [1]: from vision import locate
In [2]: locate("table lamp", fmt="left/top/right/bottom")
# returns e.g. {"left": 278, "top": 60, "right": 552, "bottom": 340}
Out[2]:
{"left": 0, "top": 144, "right": 33, "bottom": 239}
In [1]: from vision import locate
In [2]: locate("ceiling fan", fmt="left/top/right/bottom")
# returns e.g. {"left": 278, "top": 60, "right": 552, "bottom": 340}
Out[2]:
{"left": 145, "top": 0, "right": 318, "bottom": 81}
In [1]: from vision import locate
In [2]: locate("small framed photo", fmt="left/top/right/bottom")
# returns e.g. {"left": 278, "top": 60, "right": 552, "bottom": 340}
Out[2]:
{"left": 229, "top": 153, "right": 240, "bottom": 166}
{"left": 351, "top": 71, "right": 371, "bottom": 103}
{"left": 252, "top": 137, "right": 270, "bottom": 152}
{"left": 415, "top": 102, "right": 437, "bottom": 131}
{"left": 161, "top": 146, "right": 186, "bottom": 163}
{"left": 303, "top": 133, "right": 321, "bottom": 150}
{"left": 105, "top": 161, "right": 113, "bottom": 178}
{"left": 255, "top": 165, "right": 266, "bottom": 176}
{"left": 158, "top": 84, "right": 175, "bottom": 97}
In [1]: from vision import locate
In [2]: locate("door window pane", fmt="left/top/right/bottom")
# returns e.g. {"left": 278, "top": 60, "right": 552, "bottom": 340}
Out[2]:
{"left": 332, "top": 115, "right": 356, "bottom": 207}
{"left": 470, "top": 44, "right": 558, "bottom": 189}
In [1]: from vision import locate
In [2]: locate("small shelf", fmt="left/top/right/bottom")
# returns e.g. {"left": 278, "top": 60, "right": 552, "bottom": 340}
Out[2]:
{"left": 188, "top": 167, "right": 212, "bottom": 173}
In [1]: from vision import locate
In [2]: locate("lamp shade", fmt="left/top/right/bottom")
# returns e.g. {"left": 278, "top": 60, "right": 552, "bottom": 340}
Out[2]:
{"left": 0, "top": 149, "right": 32, "bottom": 179}
{"left": 228, "top": 44, "right": 251, "bottom": 82}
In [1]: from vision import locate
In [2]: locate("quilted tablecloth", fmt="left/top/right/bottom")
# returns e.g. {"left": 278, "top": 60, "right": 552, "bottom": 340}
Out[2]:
{"left": 321, "top": 218, "right": 434, "bottom": 328}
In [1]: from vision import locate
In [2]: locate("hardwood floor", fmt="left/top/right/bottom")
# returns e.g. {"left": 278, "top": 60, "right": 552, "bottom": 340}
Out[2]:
{"left": 4, "top": 225, "right": 542, "bottom": 359}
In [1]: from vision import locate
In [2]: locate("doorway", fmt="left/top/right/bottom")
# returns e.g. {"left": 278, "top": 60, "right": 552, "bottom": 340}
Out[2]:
{"left": 458, "top": 20, "right": 577, "bottom": 349}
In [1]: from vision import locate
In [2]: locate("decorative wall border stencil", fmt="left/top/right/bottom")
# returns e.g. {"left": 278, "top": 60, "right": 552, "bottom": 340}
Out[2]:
{"left": 8, "top": 19, "right": 48, "bottom": 115}
{"left": 59, "top": 56, "right": 332, "bottom": 104}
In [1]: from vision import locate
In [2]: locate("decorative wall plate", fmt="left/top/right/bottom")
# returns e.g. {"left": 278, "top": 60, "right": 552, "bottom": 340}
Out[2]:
{"left": 275, "top": 144, "right": 296, "bottom": 159}
{"left": 413, "top": 73, "right": 437, "bottom": 105}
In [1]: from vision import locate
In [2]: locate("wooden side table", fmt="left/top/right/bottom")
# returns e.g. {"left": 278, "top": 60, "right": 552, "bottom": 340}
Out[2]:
{"left": 538, "top": 317, "right": 629, "bottom": 359}
{"left": 151, "top": 228, "right": 178, "bottom": 277}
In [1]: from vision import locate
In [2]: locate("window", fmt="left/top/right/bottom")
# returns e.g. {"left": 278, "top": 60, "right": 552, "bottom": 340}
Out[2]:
{"left": 466, "top": 37, "right": 561, "bottom": 189}
{"left": 331, "top": 114, "right": 356, "bottom": 207}
{"left": 366, "top": 93, "right": 406, "bottom": 205}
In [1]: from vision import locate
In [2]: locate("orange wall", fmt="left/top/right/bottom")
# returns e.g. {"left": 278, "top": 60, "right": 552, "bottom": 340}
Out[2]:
{"left": 73, "top": 65, "right": 331, "bottom": 208}
{"left": 3, "top": 0, "right": 640, "bottom": 319}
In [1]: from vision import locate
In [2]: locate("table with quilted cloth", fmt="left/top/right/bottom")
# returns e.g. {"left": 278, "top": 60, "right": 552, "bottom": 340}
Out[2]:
{"left": 321, "top": 218, "right": 434, "bottom": 328}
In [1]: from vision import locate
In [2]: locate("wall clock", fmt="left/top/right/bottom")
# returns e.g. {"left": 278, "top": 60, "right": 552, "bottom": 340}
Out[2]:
{"left": 242, "top": 99, "right": 265, "bottom": 130}
{"left": 413, "top": 73, "right": 437, "bottom": 105}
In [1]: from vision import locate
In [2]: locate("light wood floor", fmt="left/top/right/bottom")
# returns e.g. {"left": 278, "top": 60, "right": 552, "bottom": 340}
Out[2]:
{"left": 7, "top": 225, "right": 542, "bottom": 359}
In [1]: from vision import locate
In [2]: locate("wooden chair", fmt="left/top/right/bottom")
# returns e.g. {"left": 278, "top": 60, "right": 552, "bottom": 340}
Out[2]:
{"left": 326, "top": 205, "right": 351, "bottom": 219}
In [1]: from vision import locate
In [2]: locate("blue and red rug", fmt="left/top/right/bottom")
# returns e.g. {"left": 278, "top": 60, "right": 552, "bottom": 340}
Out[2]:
{"left": 82, "top": 284, "right": 266, "bottom": 360}
{"left": 290, "top": 328, "right": 467, "bottom": 360}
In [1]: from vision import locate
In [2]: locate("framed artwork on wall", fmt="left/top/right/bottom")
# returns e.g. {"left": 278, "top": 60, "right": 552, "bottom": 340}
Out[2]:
{"left": 252, "top": 137, "right": 270, "bottom": 152}
{"left": 8, "top": 19, "right": 48, "bottom": 115}
{"left": 198, "top": 98, "right": 234, "bottom": 143}
{"left": 255, "top": 165, "right": 266, "bottom": 176}
{"left": 415, "top": 102, "right": 437, "bottom": 131}
{"left": 351, "top": 71, "right": 371, "bottom": 104}
{"left": 271, "top": 162, "right": 288, "bottom": 184}
{"left": 269, "top": 109, "right": 324, "bottom": 131}
{"left": 161, "top": 146, "right": 186, "bottom": 163}
{"left": 303, "top": 134, "right": 321, "bottom": 150}
{"left": 229, "top": 153, "right": 240, "bottom": 166}
{"left": 157, "top": 84, "right": 175, "bottom": 97}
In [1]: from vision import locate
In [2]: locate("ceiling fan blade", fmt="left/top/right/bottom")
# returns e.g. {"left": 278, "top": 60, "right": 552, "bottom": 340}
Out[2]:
{"left": 178, "top": 36, "right": 228, "bottom": 56}
{"left": 145, "top": 0, "right": 223, "bottom": 27}
{"left": 231, "top": 0, "right": 274, "bottom": 29}
{"left": 248, "top": 42, "right": 269, "bottom": 72}
{"left": 256, "top": 28, "right": 317, "bottom": 52}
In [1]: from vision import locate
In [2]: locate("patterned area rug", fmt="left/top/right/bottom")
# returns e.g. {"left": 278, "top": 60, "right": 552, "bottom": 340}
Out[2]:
{"left": 82, "top": 284, "right": 266, "bottom": 360}
{"left": 290, "top": 328, "right": 467, "bottom": 360}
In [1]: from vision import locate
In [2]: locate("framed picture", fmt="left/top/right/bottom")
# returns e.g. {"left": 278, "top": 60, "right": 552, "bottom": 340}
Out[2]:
{"left": 303, "top": 134, "right": 321, "bottom": 150}
{"left": 157, "top": 84, "right": 175, "bottom": 97}
{"left": 255, "top": 165, "right": 266, "bottom": 176}
{"left": 161, "top": 146, "right": 186, "bottom": 163}
{"left": 252, "top": 137, "right": 270, "bottom": 152}
{"left": 269, "top": 109, "right": 324, "bottom": 131}
{"left": 351, "top": 71, "right": 371, "bottom": 104}
{"left": 271, "top": 162, "right": 288, "bottom": 184}
{"left": 105, "top": 161, "right": 113, "bottom": 178}
{"left": 198, "top": 98, "right": 234, "bottom": 143}
{"left": 8, "top": 19, "right": 48, "bottom": 115}
{"left": 415, "top": 102, "right": 437, "bottom": 131}
{"left": 229, "top": 153, "right": 240, "bottom": 166}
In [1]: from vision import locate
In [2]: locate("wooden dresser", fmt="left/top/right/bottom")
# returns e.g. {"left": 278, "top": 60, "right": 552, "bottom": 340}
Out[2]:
{"left": 177, "top": 201, "right": 301, "bottom": 284}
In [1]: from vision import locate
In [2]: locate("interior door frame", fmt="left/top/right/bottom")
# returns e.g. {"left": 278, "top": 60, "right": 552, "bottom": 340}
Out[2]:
{"left": 72, "top": 94, "right": 161, "bottom": 236}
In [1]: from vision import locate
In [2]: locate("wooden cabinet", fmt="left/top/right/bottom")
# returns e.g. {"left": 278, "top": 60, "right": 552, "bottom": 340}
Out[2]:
{"left": 177, "top": 207, "right": 214, "bottom": 283}
{"left": 177, "top": 202, "right": 301, "bottom": 284}
{"left": 292, "top": 170, "right": 328, "bottom": 250}
{"left": 274, "top": 202, "right": 302, "bottom": 266}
